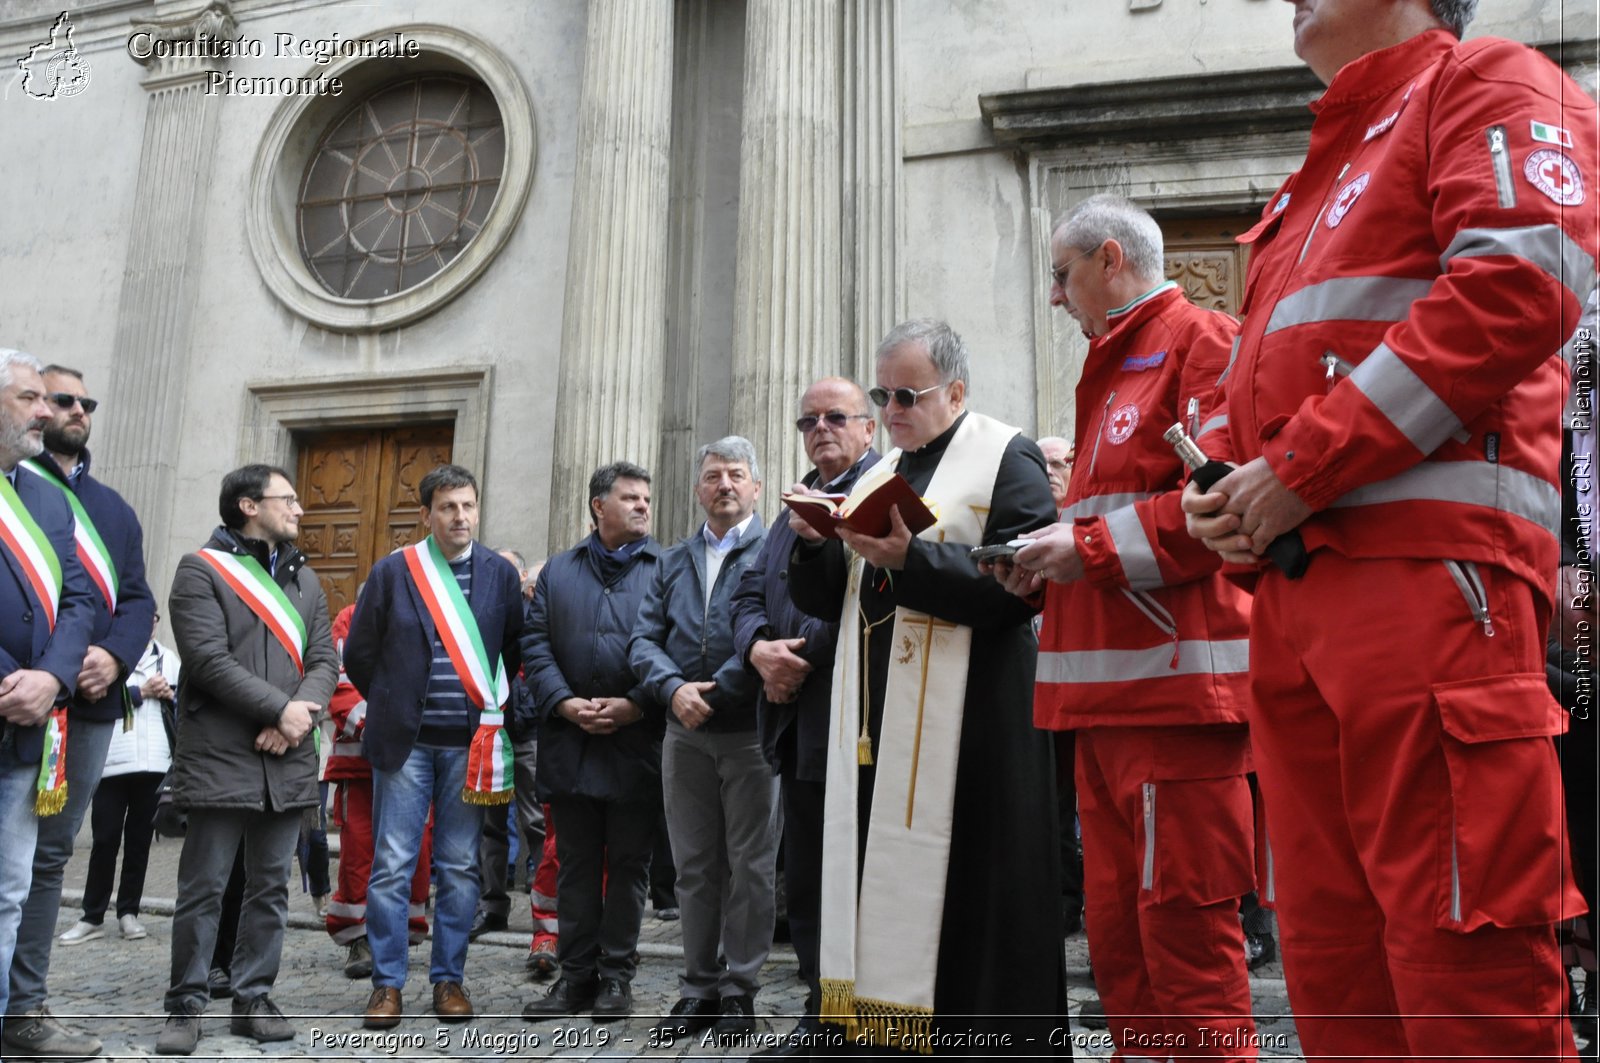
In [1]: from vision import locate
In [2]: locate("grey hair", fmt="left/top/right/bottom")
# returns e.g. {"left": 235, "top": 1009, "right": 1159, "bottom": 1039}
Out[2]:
{"left": 874, "top": 319, "right": 971, "bottom": 388}
{"left": 1053, "top": 194, "right": 1165, "bottom": 285}
{"left": 0, "top": 349, "right": 44, "bottom": 391}
{"left": 1431, "top": 0, "right": 1477, "bottom": 37}
{"left": 494, "top": 547, "right": 528, "bottom": 570}
{"left": 695, "top": 435, "right": 761, "bottom": 484}
{"left": 1036, "top": 435, "right": 1071, "bottom": 453}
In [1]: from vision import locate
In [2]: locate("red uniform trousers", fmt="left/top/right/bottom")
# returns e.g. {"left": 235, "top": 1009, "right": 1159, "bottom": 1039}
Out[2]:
{"left": 1078, "top": 725, "right": 1257, "bottom": 1061}
{"left": 325, "top": 776, "right": 433, "bottom": 946}
{"left": 1250, "top": 553, "right": 1583, "bottom": 1060}
{"left": 529, "top": 804, "right": 559, "bottom": 950}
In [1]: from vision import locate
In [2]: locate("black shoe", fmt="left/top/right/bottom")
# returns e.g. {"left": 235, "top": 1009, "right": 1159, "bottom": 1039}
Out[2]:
{"left": 469, "top": 909, "right": 508, "bottom": 940}
{"left": 229, "top": 995, "right": 295, "bottom": 1042}
{"left": 156, "top": 1009, "right": 203, "bottom": 1056}
{"left": 344, "top": 937, "right": 373, "bottom": 979}
{"left": 591, "top": 977, "right": 632, "bottom": 1021}
{"left": 654, "top": 906, "right": 681, "bottom": 922}
{"left": 651, "top": 996, "right": 720, "bottom": 1040}
{"left": 1077, "top": 997, "right": 1107, "bottom": 1030}
{"left": 206, "top": 967, "right": 232, "bottom": 1000}
{"left": 521, "top": 978, "right": 597, "bottom": 1021}
{"left": 753, "top": 1017, "right": 818, "bottom": 1058}
{"left": 715, "top": 993, "right": 757, "bottom": 1040}
{"left": 1244, "top": 930, "right": 1277, "bottom": 970}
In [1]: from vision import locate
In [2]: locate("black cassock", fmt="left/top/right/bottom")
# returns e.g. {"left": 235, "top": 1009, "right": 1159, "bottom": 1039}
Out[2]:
{"left": 789, "top": 412, "right": 1070, "bottom": 1057}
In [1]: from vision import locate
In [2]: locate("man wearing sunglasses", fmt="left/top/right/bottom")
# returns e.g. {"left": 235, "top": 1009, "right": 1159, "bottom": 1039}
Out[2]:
{"left": 787, "top": 321, "right": 1065, "bottom": 1052}
{"left": 729, "top": 377, "right": 878, "bottom": 1057}
{"left": 3, "top": 367, "right": 156, "bottom": 1062}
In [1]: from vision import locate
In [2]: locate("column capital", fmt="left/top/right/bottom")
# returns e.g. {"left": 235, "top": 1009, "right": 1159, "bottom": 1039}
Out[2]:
{"left": 128, "top": 0, "right": 236, "bottom": 89}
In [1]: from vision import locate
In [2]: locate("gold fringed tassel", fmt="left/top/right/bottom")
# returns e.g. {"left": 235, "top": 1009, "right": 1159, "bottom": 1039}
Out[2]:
{"left": 819, "top": 979, "right": 860, "bottom": 1039}
{"left": 855, "top": 996, "right": 936, "bottom": 1054}
{"left": 35, "top": 783, "right": 66, "bottom": 817}
{"left": 461, "top": 787, "right": 514, "bottom": 807}
{"left": 857, "top": 730, "right": 873, "bottom": 766}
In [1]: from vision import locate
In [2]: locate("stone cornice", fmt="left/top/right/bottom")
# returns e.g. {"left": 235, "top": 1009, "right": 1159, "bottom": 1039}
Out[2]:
{"left": 981, "top": 38, "right": 1598, "bottom": 149}
{"left": 128, "top": 0, "right": 236, "bottom": 87}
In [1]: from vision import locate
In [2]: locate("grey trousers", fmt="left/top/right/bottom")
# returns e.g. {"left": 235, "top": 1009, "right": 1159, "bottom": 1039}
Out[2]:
{"left": 164, "top": 806, "right": 301, "bottom": 1013}
{"left": 476, "top": 732, "right": 543, "bottom": 919}
{"left": 662, "top": 724, "right": 779, "bottom": 1000}
{"left": 9, "top": 716, "right": 114, "bottom": 1014}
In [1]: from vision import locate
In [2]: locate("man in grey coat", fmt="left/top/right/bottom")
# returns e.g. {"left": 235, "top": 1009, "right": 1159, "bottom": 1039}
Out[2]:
{"left": 158, "top": 464, "right": 338, "bottom": 1055}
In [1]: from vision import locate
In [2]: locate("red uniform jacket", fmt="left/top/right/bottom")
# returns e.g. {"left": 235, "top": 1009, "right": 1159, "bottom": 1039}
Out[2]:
{"left": 1219, "top": 30, "right": 1597, "bottom": 601}
{"left": 1035, "top": 283, "right": 1253, "bottom": 731}
{"left": 323, "top": 603, "right": 368, "bottom": 782}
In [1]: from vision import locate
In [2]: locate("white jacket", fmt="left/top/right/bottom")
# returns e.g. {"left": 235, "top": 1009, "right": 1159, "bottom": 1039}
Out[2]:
{"left": 101, "top": 639, "right": 181, "bottom": 779}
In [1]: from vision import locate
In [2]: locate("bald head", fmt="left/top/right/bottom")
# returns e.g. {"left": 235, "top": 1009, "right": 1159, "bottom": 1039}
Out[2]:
{"left": 799, "top": 377, "right": 875, "bottom": 482}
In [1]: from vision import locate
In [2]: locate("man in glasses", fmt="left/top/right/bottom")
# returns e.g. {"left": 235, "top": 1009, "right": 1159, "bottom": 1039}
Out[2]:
{"left": 728, "top": 378, "right": 878, "bottom": 1057}
{"left": 159, "top": 465, "right": 338, "bottom": 1054}
{"left": 998, "top": 195, "right": 1257, "bottom": 1057}
{"left": 787, "top": 321, "right": 1065, "bottom": 1052}
{"left": 3, "top": 366, "right": 156, "bottom": 1062}
{"left": 0, "top": 349, "right": 96, "bottom": 1062}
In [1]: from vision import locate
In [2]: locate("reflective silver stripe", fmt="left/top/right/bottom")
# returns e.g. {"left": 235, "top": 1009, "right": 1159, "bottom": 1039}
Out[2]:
{"left": 1328, "top": 459, "right": 1560, "bottom": 535}
{"left": 332, "top": 739, "right": 363, "bottom": 759}
{"left": 531, "top": 891, "right": 558, "bottom": 911}
{"left": 1349, "top": 342, "right": 1464, "bottom": 454}
{"left": 343, "top": 699, "right": 367, "bottom": 736}
{"left": 1037, "top": 639, "right": 1250, "bottom": 683}
{"left": 1263, "top": 828, "right": 1276, "bottom": 904}
{"left": 1104, "top": 505, "right": 1163, "bottom": 590}
{"left": 1264, "top": 275, "right": 1433, "bottom": 334}
{"left": 325, "top": 900, "right": 365, "bottom": 918}
{"left": 1450, "top": 817, "right": 1462, "bottom": 923}
{"left": 1059, "top": 491, "right": 1156, "bottom": 522}
{"left": 1441, "top": 224, "right": 1597, "bottom": 306}
{"left": 1197, "top": 413, "right": 1228, "bottom": 439}
{"left": 1141, "top": 783, "right": 1157, "bottom": 890}
{"left": 1216, "top": 335, "right": 1241, "bottom": 385}
{"left": 408, "top": 903, "right": 428, "bottom": 918}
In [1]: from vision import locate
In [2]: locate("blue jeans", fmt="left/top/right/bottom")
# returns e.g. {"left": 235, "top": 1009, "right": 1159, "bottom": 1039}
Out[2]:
{"left": 368, "top": 745, "right": 483, "bottom": 989}
{"left": 0, "top": 728, "right": 42, "bottom": 1023}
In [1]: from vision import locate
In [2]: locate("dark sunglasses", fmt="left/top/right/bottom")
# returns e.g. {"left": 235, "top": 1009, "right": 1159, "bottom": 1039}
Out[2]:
{"left": 46, "top": 393, "right": 98, "bottom": 414}
{"left": 795, "top": 411, "right": 870, "bottom": 434}
{"left": 868, "top": 383, "right": 945, "bottom": 409}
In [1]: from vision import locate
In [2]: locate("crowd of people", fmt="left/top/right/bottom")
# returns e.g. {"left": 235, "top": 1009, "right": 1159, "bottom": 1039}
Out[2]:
{"left": 0, "top": 0, "right": 1595, "bottom": 1060}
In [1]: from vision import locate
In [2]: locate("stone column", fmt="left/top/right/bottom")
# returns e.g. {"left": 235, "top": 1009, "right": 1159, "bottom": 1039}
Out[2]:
{"left": 98, "top": 1, "right": 235, "bottom": 597}
{"left": 547, "top": 0, "right": 675, "bottom": 550}
{"left": 841, "top": 0, "right": 903, "bottom": 383}
{"left": 730, "top": 0, "right": 843, "bottom": 493}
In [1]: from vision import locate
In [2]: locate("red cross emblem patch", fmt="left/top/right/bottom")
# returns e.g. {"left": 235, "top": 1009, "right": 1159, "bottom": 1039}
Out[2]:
{"left": 1525, "top": 149, "right": 1584, "bottom": 206}
{"left": 1106, "top": 402, "right": 1140, "bottom": 445}
{"left": 1325, "top": 172, "right": 1370, "bottom": 229}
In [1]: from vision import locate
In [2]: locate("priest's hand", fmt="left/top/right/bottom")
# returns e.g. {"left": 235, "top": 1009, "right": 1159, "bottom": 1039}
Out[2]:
{"left": 988, "top": 555, "right": 1044, "bottom": 600}
{"left": 0, "top": 669, "right": 61, "bottom": 726}
{"left": 671, "top": 681, "right": 716, "bottom": 730}
{"left": 751, "top": 637, "right": 811, "bottom": 703}
{"left": 77, "top": 646, "right": 121, "bottom": 701}
{"left": 1014, "top": 523, "right": 1084, "bottom": 584}
{"left": 838, "top": 505, "right": 913, "bottom": 571}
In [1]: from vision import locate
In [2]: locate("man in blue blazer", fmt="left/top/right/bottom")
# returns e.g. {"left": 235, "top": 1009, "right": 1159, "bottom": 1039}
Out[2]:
{"left": 0, "top": 350, "right": 97, "bottom": 1035}
{"left": 6, "top": 364, "right": 155, "bottom": 1062}
{"left": 344, "top": 464, "right": 523, "bottom": 1030}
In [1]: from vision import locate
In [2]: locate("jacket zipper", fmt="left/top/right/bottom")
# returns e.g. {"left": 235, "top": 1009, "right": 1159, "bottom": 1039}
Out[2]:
{"left": 1443, "top": 559, "right": 1495, "bottom": 637}
{"left": 1141, "top": 782, "right": 1157, "bottom": 890}
{"left": 1185, "top": 396, "right": 1201, "bottom": 439}
{"left": 1120, "top": 587, "right": 1182, "bottom": 667}
{"left": 1486, "top": 125, "right": 1517, "bottom": 209}
{"left": 1087, "top": 390, "right": 1115, "bottom": 479}
{"left": 1450, "top": 812, "right": 1463, "bottom": 922}
{"left": 1297, "top": 162, "right": 1351, "bottom": 265}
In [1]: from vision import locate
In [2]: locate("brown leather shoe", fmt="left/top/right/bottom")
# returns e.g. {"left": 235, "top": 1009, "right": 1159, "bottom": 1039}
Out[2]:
{"left": 363, "top": 987, "right": 403, "bottom": 1029}
{"left": 432, "top": 981, "right": 473, "bottom": 1022}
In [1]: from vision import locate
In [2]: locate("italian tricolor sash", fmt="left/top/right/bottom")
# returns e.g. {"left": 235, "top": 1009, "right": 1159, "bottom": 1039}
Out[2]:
{"left": 403, "top": 538, "right": 512, "bottom": 805}
{"left": 197, "top": 549, "right": 307, "bottom": 674}
{"left": 23, "top": 460, "right": 118, "bottom": 613}
{"left": 0, "top": 472, "right": 62, "bottom": 631}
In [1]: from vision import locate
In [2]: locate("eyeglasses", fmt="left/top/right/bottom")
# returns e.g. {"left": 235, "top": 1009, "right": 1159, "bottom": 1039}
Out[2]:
{"left": 1050, "top": 242, "right": 1104, "bottom": 287}
{"left": 795, "top": 411, "right": 871, "bottom": 434}
{"left": 46, "top": 393, "right": 99, "bottom": 414}
{"left": 256, "top": 494, "right": 302, "bottom": 509}
{"left": 868, "top": 383, "right": 946, "bottom": 409}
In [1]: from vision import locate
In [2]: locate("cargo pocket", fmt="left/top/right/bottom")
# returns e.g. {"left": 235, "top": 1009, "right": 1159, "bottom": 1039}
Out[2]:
{"left": 1433, "top": 673, "right": 1572, "bottom": 932}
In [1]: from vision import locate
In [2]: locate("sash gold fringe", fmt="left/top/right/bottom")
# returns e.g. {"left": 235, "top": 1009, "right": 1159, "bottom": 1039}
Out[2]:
{"left": 460, "top": 788, "right": 513, "bottom": 806}
{"left": 35, "top": 783, "right": 66, "bottom": 816}
{"left": 819, "top": 979, "right": 860, "bottom": 1038}
{"left": 820, "top": 983, "right": 936, "bottom": 1055}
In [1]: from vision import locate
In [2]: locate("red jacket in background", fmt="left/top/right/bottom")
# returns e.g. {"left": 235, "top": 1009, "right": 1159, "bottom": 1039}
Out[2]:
{"left": 324, "top": 603, "right": 367, "bottom": 782}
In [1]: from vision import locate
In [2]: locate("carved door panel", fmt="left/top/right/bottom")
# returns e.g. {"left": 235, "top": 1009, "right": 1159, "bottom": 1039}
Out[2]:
{"left": 295, "top": 424, "right": 454, "bottom": 617}
{"left": 1162, "top": 215, "right": 1253, "bottom": 317}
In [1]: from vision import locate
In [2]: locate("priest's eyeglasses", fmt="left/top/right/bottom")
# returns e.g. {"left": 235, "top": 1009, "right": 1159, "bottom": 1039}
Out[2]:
{"left": 868, "top": 383, "right": 946, "bottom": 409}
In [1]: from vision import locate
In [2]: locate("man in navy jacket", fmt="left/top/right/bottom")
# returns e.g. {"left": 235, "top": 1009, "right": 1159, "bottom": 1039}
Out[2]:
{"left": 0, "top": 350, "right": 96, "bottom": 1040}
{"left": 5, "top": 364, "right": 154, "bottom": 1062}
{"left": 345, "top": 464, "right": 523, "bottom": 1029}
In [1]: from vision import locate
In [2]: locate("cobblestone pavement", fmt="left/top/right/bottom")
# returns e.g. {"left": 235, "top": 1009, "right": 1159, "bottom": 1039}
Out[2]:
{"left": 36, "top": 824, "right": 1306, "bottom": 1060}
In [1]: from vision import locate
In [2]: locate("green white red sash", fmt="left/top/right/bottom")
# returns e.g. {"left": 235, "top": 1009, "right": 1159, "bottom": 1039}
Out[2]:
{"left": 197, "top": 548, "right": 307, "bottom": 674}
{"left": 0, "top": 471, "right": 62, "bottom": 631}
{"left": 23, "top": 460, "right": 118, "bottom": 612}
{"left": 403, "top": 537, "right": 512, "bottom": 804}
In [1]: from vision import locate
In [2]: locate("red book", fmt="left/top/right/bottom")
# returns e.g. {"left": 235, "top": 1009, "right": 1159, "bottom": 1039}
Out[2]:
{"left": 781, "top": 471, "right": 936, "bottom": 540}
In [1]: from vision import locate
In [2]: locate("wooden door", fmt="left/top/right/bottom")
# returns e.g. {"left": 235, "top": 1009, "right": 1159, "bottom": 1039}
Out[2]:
{"left": 1162, "top": 214, "right": 1254, "bottom": 317}
{"left": 295, "top": 424, "right": 454, "bottom": 617}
